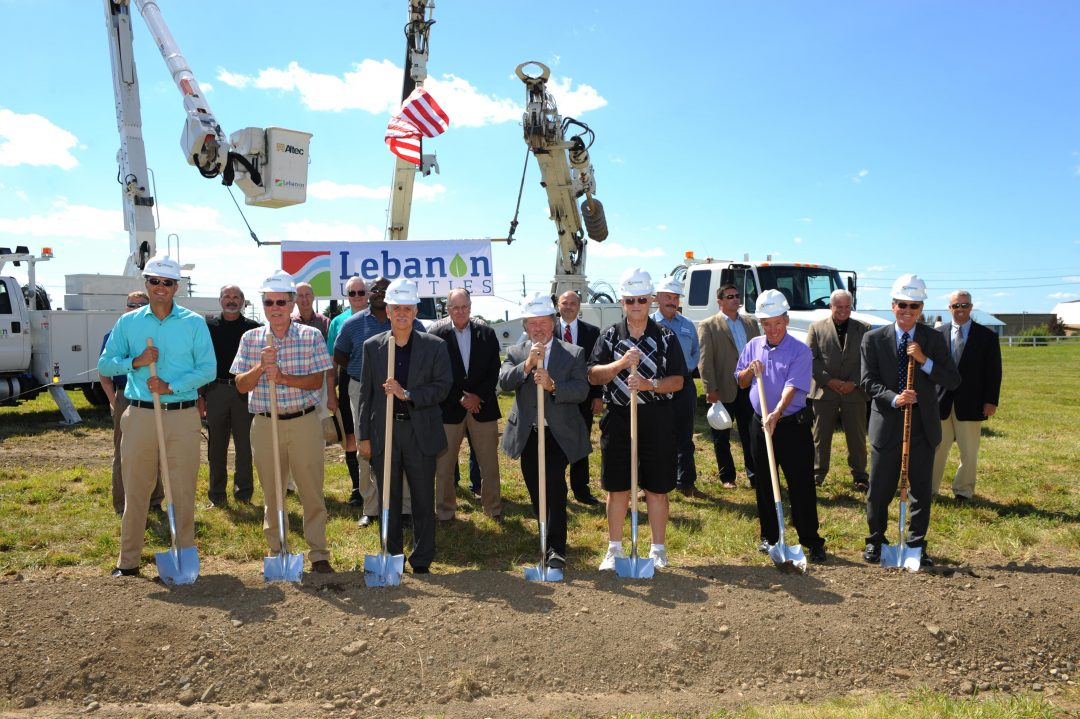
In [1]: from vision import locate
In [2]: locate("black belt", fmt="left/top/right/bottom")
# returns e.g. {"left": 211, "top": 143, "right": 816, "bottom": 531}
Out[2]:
{"left": 755, "top": 406, "right": 813, "bottom": 426}
{"left": 214, "top": 377, "right": 236, "bottom": 386}
{"left": 130, "top": 399, "right": 197, "bottom": 411}
{"left": 393, "top": 411, "right": 411, "bottom": 421}
{"left": 258, "top": 406, "right": 316, "bottom": 421}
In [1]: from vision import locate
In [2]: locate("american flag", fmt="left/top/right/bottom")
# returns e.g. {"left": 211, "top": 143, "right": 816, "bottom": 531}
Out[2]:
{"left": 385, "top": 87, "right": 450, "bottom": 165}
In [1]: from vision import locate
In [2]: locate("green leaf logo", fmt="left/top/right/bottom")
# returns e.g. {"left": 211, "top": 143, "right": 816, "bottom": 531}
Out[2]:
{"left": 449, "top": 253, "right": 468, "bottom": 278}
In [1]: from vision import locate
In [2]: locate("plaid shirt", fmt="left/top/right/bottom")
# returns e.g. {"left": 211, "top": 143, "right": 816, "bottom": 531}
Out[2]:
{"left": 588, "top": 318, "right": 687, "bottom": 407}
{"left": 230, "top": 322, "right": 333, "bottom": 414}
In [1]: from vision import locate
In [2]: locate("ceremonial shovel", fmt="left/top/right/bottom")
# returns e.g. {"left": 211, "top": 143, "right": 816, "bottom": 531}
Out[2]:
{"left": 881, "top": 356, "right": 923, "bottom": 572}
{"left": 614, "top": 366, "right": 654, "bottom": 580}
{"left": 147, "top": 338, "right": 200, "bottom": 585}
{"left": 262, "top": 378, "right": 304, "bottom": 583}
{"left": 364, "top": 338, "right": 405, "bottom": 587}
{"left": 754, "top": 366, "right": 807, "bottom": 574}
{"left": 524, "top": 353, "right": 562, "bottom": 582}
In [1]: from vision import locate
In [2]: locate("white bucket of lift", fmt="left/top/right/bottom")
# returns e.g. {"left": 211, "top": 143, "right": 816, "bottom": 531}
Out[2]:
{"left": 231, "top": 127, "right": 312, "bottom": 208}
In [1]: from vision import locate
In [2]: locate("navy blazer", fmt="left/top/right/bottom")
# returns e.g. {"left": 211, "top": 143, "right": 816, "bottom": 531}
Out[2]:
{"left": 936, "top": 321, "right": 1002, "bottom": 421}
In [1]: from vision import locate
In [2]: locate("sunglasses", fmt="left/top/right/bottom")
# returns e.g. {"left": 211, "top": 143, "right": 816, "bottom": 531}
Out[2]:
{"left": 146, "top": 277, "right": 176, "bottom": 287}
{"left": 126, "top": 302, "right": 148, "bottom": 309}
{"left": 263, "top": 299, "right": 290, "bottom": 307}
{"left": 622, "top": 297, "right": 650, "bottom": 305}
{"left": 722, "top": 294, "right": 741, "bottom": 300}
{"left": 369, "top": 288, "right": 387, "bottom": 295}
{"left": 347, "top": 290, "right": 367, "bottom": 297}
{"left": 950, "top": 302, "right": 972, "bottom": 309}
{"left": 894, "top": 302, "right": 923, "bottom": 310}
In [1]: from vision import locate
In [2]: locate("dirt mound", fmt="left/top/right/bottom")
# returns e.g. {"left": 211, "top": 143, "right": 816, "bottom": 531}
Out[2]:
{"left": 1, "top": 560, "right": 1076, "bottom": 717}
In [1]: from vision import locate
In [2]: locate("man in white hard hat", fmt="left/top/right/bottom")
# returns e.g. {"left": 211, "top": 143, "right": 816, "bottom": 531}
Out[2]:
{"left": 588, "top": 268, "right": 686, "bottom": 570}
{"left": 860, "top": 274, "right": 960, "bottom": 566}
{"left": 806, "top": 289, "right": 871, "bottom": 491}
{"left": 500, "top": 292, "right": 592, "bottom": 570}
{"left": 651, "top": 276, "right": 702, "bottom": 497}
{"left": 357, "top": 279, "right": 452, "bottom": 574}
{"left": 931, "top": 290, "right": 1001, "bottom": 503}
{"left": 735, "top": 289, "right": 827, "bottom": 563}
{"left": 98, "top": 254, "right": 216, "bottom": 578}
{"left": 232, "top": 270, "right": 336, "bottom": 574}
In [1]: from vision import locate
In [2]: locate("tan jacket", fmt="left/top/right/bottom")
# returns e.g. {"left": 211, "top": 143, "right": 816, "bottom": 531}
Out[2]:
{"left": 697, "top": 311, "right": 759, "bottom": 403}
{"left": 807, "top": 316, "right": 870, "bottom": 402}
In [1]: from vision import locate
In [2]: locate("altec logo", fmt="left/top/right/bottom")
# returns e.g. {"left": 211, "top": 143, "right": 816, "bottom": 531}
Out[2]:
{"left": 275, "top": 143, "right": 305, "bottom": 156}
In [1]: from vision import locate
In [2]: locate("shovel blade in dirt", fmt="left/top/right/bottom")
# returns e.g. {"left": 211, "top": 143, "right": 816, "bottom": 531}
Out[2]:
{"left": 263, "top": 509, "right": 304, "bottom": 583}
{"left": 524, "top": 521, "right": 563, "bottom": 582}
{"left": 880, "top": 502, "right": 922, "bottom": 572}
{"left": 154, "top": 503, "right": 199, "bottom": 585}
{"left": 767, "top": 541, "right": 808, "bottom": 575}
{"left": 614, "top": 551, "right": 655, "bottom": 579}
{"left": 364, "top": 552, "right": 404, "bottom": 587}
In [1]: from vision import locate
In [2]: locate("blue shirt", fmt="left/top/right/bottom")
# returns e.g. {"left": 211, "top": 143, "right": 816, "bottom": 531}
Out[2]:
{"left": 98, "top": 303, "right": 216, "bottom": 403}
{"left": 892, "top": 323, "right": 935, "bottom": 375}
{"left": 326, "top": 308, "right": 353, "bottom": 355}
{"left": 651, "top": 310, "right": 699, "bottom": 374}
{"left": 726, "top": 314, "right": 749, "bottom": 354}
{"left": 734, "top": 333, "right": 811, "bottom": 417}
{"left": 334, "top": 309, "right": 424, "bottom": 380}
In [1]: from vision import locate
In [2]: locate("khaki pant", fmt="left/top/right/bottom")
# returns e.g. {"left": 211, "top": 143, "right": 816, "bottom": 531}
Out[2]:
{"left": 931, "top": 409, "right": 983, "bottom": 498}
{"left": 118, "top": 405, "right": 201, "bottom": 569}
{"left": 435, "top": 415, "right": 502, "bottom": 519}
{"left": 111, "top": 393, "right": 162, "bottom": 514}
{"left": 250, "top": 411, "right": 330, "bottom": 562}
{"left": 349, "top": 377, "right": 410, "bottom": 515}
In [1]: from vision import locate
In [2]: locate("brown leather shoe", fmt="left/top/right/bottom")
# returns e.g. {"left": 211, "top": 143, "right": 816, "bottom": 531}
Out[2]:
{"left": 310, "top": 560, "right": 335, "bottom": 574}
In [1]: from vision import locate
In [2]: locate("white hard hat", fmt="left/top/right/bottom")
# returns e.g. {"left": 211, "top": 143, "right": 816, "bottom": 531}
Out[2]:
{"left": 707, "top": 402, "right": 733, "bottom": 430}
{"left": 259, "top": 270, "right": 296, "bottom": 294}
{"left": 385, "top": 278, "right": 420, "bottom": 305}
{"left": 520, "top": 291, "right": 556, "bottom": 318}
{"left": 654, "top": 275, "right": 684, "bottom": 296}
{"left": 619, "top": 267, "right": 654, "bottom": 297}
{"left": 891, "top": 273, "right": 928, "bottom": 302}
{"left": 141, "top": 254, "right": 181, "bottom": 281}
{"left": 754, "top": 289, "right": 790, "bottom": 319}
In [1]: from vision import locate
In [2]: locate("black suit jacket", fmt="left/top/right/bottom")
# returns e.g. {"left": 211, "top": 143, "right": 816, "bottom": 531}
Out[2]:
{"left": 429, "top": 319, "right": 502, "bottom": 424}
{"left": 860, "top": 322, "right": 961, "bottom": 450}
{"left": 936, "top": 321, "right": 1002, "bottom": 421}
{"left": 560, "top": 318, "right": 602, "bottom": 403}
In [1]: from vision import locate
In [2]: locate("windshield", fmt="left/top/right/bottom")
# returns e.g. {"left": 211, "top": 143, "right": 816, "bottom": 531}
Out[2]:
{"left": 755, "top": 267, "right": 843, "bottom": 311}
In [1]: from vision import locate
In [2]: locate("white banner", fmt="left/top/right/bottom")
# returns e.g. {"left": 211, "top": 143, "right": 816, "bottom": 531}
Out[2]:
{"left": 281, "top": 240, "right": 493, "bottom": 298}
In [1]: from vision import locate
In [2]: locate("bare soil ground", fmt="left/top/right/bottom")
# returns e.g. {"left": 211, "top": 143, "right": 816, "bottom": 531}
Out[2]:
{"left": 1, "top": 427, "right": 1078, "bottom": 718}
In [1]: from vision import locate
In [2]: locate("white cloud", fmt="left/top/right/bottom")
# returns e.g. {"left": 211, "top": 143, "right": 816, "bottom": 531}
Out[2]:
{"left": 992, "top": 292, "right": 1010, "bottom": 297}
{"left": 799, "top": 217, "right": 813, "bottom": 224}
{"left": 426, "top": 74, "right": 520, "bottom": 127}
{"left": 0, "top": 199, "right": 120, "bottom": 241}
{"left": 201, "top": 83, "right": 214, "bottom": 94}
{"left": 853, "top": 169, "right": 869, "bottom": 183}
{"left": 1049, "top": 291, "right": 1078, "bottom": 300}
{"left": 793, "top": 236, "right": 803, "bottom": 244}
{"left": 0, "top": 108, "right": 80, "bottom": 170}
{"left": 544, "top": 76, "right": 607, "bottom": 117}
{"left": 282, "top": 220, "right": 383, "bottom": 243}
{"left": 1063, "top": 275, "right": 1080, "bottom": 282}
{"left": 867, "top": 264, "right": 886, "bottom": 272}
{"left": 216, "top": 69, "right": 252, "bottom": 89}
{"left": 655, "top": 224, "right": 668, "bottom": 232}
{"left": 609, "top": 155, "right": 625, "bottom": 165}
{"left": 589, "top": 241, "right": 664, "bottom": 258}
{"left": 307, "top": 179, "right": 446, "bottom": 202}
{"left": 15, "top": 189, "right": 28, "bottom": 202}
{"left": 158, "top": 203, "right": 243, "bottom": 239}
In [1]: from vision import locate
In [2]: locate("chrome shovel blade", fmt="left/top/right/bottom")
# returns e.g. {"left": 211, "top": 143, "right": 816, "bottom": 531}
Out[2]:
{"left": 263, "top": 552, "right": 304, "bottom": 583}
{"left": 767, "top": 541, "right": 807, "bottom": 575}
{"left": 364, "top": 552, "right": 404, "bottom": 587}
{"left": 524, "top": 562, "right": 564, "bottom": 582}
{"left": 880, "top": 501, "right": 922, "bottom": 572}
{"left": 155, "top": 545, "right": 200, "bottom": 586}
{"left": 614, "top": 552, "right": 655, "bottom": 579}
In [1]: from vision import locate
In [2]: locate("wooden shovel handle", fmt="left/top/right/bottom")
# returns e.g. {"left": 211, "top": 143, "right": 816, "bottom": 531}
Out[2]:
{"left": 146, "top": 338, "right": 174, "bottom": 508}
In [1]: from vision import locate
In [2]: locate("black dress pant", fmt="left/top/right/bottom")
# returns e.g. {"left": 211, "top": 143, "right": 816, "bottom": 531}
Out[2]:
{"left": 520, "top": 427, "right": 570, "bottom": 556}
{"left": 711, "top": 386, "right": 756, "bottom": 484}
{"left": 866, "top": 414, "right": 934, "bottom": 549}
{"left": 205, "top": 381, "right": 254, "bottom": 502}
{"left": 749, "top": 414, "right": 823, "bottom": 549}
{"left": 373, "top": 418, "right": 436, "bottom": 570}
{"left": 672, "top": 378, "right": 698, "bottom": 489}
{"left": 568, "top": 404, "right": 595, "bottom": 499}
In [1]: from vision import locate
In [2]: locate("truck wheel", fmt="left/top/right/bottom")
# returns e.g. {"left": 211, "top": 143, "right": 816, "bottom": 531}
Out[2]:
{"left": 82, "top": 384, "right": 110, "bottom": 407}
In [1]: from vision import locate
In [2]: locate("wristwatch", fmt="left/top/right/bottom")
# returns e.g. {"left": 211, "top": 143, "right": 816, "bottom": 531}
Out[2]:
{"left": 650, "top": 378, "right": 659, "bottom": 391}
{"left": 403, "top": 389, "right": 412, "bottom": 403}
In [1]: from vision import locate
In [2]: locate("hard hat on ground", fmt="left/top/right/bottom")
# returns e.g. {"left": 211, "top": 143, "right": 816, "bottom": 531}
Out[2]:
{"left": 259, "top": 270, "right": 296, "bottom": 294}
{"left": 142, "top": 254, "right": 182, "bottom": 281}
{"left": 385, "top": 278, "right": 420, "bottom": 306}
{"left": 520, "top": 291, "right": 556, "bottom": 318}
{"left": 619, "top": 267, "right": 654, "bottom": 297}
{"left": 891, "top": 273, "right": 928, "bottom": 302}
{"left": 654, "top": 276, "right": 684, "bottom": 296}
{"left": 754, "top": 289, "right": 790, "bottom": 319}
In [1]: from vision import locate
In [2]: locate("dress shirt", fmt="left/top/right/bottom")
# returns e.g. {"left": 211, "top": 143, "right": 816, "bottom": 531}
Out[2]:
{"left": 560, "top": 318, "right": 578, "bottom": 344}
{"left": 651, "top": 310, "right": 700, "bottom": 372}
{"left": 453, "top": 323, "right": 472, "bottom": 372}
{"left": 231, "top": 323, "right": 333, "bottom": 414}
{"left": 725, "top": 313, "right": 749, "bottom": 354}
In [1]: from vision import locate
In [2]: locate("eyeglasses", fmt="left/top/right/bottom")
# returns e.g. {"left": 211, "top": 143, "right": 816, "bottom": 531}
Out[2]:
{"left": 622, "top": 297, "right": 650, "bottom": 305}
{"left": 126, "top": 302, "right": 148, "bottom": 309}
{"left": 369, "top": 288, "right": 387, "bottom": 296}
{"left": 950, "top": 302, "right": 972, "bottom": 309}
{"left": 721, "top": 294, "right": 741, "bottom": 300}
{"left": 894, "top": 302, "right": 923, "bottom": 310}
{"left": 146, "top": 277, "right": 176, "bottom": 287}
{"left": 263, "top": 299, "right": 290, "bottom": 307}
{"left": 347, "top": 290, "right": 367, "bottom": 297}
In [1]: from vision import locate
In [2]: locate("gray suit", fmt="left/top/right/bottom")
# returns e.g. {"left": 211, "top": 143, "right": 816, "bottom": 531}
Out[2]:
{"left": 499, "top": 338, "right": 590, "bottom": 557}
{"left": 807, "top": 317, "right": 870, "bottom": 485}
{"left": 358, "top": 329, "right": 452, "bottom": 569}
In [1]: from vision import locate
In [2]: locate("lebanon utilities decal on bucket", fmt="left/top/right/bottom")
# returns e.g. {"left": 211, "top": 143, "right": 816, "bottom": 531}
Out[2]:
{"left": 281, "top": 240, "right": 493, "bottom": 299}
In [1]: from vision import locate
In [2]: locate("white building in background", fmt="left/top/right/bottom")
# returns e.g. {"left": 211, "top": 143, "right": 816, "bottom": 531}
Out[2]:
{"left": 1052, "top": 300, "right": 1080, "bottom": 334}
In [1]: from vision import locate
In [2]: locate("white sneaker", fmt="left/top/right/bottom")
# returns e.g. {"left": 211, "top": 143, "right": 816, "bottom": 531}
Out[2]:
{"left": 599, "top": 546, "right": 624, "bottom": 571}
{"left": 649, "top": 547, "right": 669, "bottom": 569}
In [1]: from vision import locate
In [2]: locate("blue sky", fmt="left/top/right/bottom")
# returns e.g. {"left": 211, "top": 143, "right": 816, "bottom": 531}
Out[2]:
{"left": 2, "top": 1, "right": 1079, "bottom": 320}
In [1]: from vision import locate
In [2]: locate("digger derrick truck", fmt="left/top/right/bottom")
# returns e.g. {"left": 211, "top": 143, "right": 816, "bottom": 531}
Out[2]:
{"left": 0, "top": 0, "right": 310, "bottom": 422}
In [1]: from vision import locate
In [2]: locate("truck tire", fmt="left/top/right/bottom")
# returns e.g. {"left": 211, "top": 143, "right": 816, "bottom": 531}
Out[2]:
{"left": 81, "top": 383, "right": 110, "bottom": 407}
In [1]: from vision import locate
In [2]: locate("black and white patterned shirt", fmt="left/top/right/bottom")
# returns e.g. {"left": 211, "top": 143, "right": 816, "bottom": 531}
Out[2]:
{"left": 588, "top": 318, "right": 687, "bottom": 407}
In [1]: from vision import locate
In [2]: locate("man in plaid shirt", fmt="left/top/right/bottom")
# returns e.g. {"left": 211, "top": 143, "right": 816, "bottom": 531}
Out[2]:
{"left": 233, "top": 270, "right": 336, "bottom": 574}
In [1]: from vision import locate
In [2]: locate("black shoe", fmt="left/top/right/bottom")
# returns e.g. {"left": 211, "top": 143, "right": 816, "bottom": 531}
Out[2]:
{"left": 814, "top": 476, "right": 825, "bottom": 487}
{"left": 678, "top": 485, "right": 707, "bottom": 499}
{"left": 953, "top": 494, "right": 970, "bottom": 505}
{"left": 111, "top": 567, "right": 139, "bottom": 578}
{"left": 863, "top": 543, "right": 881, "bottom": 563}
{"left": 347, "top": 490, "right": 362, "bottom": 507}
{"left": 757, "top": 538, "right": 770, "bottom": 554}
{"left": 546, "top": 550, "right": 566, "bottom": 570}
{"left": 411, "top": 565, "right": 430, "bottom": 574}
{"left": 575, "top": 494, "right": 601, "bottom": 506}
{"left": 234, "top": 498, "right": 253, "bottom": 507}
{"left": 358, "top": 515, "right": 377, "bottom": 528}
{"left": 853, "top": 480, "right": 869, "bottom": 493}
{"left": 809, "top": 545, "right": 827, "bottom": 564}
{"left": 310, "top": 560, "right": 335, "bottom": 574}
{"left": 920, "top": 553, "right": 935, "bottom": 567}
